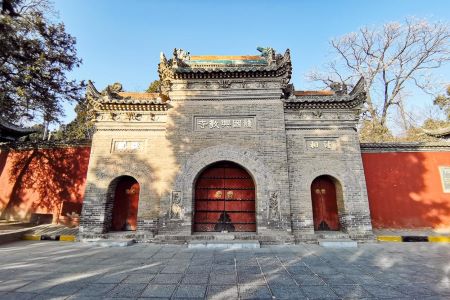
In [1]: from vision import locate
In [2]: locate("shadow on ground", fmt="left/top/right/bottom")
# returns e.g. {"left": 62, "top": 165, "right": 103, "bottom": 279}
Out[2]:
{"left": 0, "top": 241, "right": 449, "bottom": 299}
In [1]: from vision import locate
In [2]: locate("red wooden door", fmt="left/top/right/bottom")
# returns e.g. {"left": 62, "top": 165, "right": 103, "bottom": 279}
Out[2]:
{"left": 311, "top": 176, "right": 340, "bottom": 231}
{"left": 194, "top": 161, "right": 256, "bottom": 232}
{"left": 111, "top": 177, "right": 139, "bottom": 231}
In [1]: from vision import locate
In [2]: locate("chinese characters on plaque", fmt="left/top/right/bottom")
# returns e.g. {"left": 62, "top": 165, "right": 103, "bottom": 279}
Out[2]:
{"left": 113, "top": 141, "right": 143, "bottom": 153}
{"left": 194, "top": 116, "right": 256, "bottom": 131}
{"left": 305, "top": 138, "right": 338, "bottom": 152}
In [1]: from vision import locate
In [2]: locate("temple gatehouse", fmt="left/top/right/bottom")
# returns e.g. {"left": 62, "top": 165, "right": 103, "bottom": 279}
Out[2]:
{"left": 79, "top": 47, "right": 373, "bottom": 243}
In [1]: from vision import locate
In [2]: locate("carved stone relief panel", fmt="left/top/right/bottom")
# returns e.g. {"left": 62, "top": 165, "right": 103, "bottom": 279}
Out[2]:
{"left": 96, "top": 112, "right": 165, "bottom": 123}
{"left": 268, "top": 190, "right": 280, "bottom": 221}
{"left": 338, "top": 112, "right": 357, "bottom": 121}
{"left": 170, "top": 191, "right": 183, "bottom": 219}
{"left": 171, "top": 80, "right": 279, "bottom": 91}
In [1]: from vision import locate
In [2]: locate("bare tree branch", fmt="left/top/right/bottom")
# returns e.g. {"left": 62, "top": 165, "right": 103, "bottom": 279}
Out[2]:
{"left": 307, "top": 17, "right": 450, "bottom": 130}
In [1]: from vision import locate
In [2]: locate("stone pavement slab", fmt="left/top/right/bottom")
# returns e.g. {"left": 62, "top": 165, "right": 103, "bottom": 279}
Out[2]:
{"left": 174, "top": 284, "right": 207, "bottom": 298}
{"left": 141, "top": 284, "right": 176, "bottom": 298}
{"left": 1, "top": 241, "right": 450, "bottom": 299}
{"left": 207, "top": 285, "right": 238, "bottom": 300}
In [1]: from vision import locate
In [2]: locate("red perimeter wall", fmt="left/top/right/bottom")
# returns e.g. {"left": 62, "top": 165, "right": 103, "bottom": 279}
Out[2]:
{"left": 1, "top": 143, "right": 449, "bottom": 229}
{"left": 0, "top": 145, "right": 90, "bottom": 222}
{"left": 362, "top": 152, "right": 450, "bottom": 230}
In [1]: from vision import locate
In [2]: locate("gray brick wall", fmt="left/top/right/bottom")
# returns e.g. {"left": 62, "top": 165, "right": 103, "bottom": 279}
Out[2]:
{"left": 79, "top": 78, "right": 374, "bottom": 242}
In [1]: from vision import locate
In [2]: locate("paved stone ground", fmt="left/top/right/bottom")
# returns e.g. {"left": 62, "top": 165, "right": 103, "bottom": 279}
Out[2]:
{"left": 0, "top": 241, "right": 450, "bottom": 299}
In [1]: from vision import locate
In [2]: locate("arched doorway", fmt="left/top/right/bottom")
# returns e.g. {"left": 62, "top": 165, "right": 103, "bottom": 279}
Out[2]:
{"left": 111, "top": 176, "right": 140, "bottom": 231}
{"left": 194, "top": 161, "right": 256, "bottom": 232}
{"left": 311, "top": 175, "right": 340, "bottom": 231}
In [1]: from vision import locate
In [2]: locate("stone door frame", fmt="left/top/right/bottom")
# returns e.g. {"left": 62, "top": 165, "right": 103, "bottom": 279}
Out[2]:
{"left": 173, "top": 145, "right": 277, "bottom": 234}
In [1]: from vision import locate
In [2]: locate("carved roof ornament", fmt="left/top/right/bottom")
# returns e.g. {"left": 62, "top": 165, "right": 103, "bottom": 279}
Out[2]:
{"left": 87, "top": 80, "right": 124, "bottom": 102}
{"left": 257, "top": 47, "right": 276, "bottom": 65}
{"left": 329, "top": 82, "right": 348, "bottom": 95}
{"left": 103, "top": 82, "right": 123, "bottom": 97}
{"left": 173, "top": 48, "right": 190, "bottom": 61}
{"left": 172, "top": 48, "right": 189, "bottom": 68}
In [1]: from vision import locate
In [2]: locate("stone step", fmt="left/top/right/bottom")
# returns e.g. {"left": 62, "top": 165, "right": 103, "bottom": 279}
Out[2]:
{"left": 188, "top": 240, "right": 260, "bottom": 249}
{"left": 81, "top": 239, "right": 135, "bottom": 247}
{"left": 315, "top": 231, "right": 351, "bottom": 239}
{"left": 318, "top": 239, "right": 358, "bottom": 248}
{"left": 155, "top": 234, "right": 294, "bottom": 245}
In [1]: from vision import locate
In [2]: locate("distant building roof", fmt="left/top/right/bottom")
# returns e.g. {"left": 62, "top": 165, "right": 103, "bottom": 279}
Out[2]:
{"left": 423, "top": 126, "right": 450, "bottom": 139}
{"left": 0, "top": 117, "right": 36, "bottom": 142}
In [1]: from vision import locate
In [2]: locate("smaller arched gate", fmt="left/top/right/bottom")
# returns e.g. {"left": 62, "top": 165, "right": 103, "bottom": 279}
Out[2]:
{"left": 311, "top": 175, "right": 340, "bottom": 231}
{"left": 111, "top": 176, "right": 140, "bottom": 231}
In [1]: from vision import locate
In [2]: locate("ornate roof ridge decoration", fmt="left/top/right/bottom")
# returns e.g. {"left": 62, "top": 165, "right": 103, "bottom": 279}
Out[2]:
{"left": 284, "top": 77, "right": 366, "bottom": 109}
{"left": 86, "top": 81, "right": 170, "bottom": 113}
{"left": 158, "top": 47, "right": 292, "bottom": 82}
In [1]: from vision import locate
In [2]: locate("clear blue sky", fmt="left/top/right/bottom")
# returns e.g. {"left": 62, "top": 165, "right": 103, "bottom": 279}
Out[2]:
{"left": 54, "top": 0, "right": 450, "bottom": 124}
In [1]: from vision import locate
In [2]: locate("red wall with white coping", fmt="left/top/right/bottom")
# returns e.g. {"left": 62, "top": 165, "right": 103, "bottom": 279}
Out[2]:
{"left": 1, "top": 143, "right": 449, "bottom": 230}
{"left": 362, "top": 151, "right": 450, "bottom": 230}
{"left": 0, "top": 144, "right": 90, "bottom": 223}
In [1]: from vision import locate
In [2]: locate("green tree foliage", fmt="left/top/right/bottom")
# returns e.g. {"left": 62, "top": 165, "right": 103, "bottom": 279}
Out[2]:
{"left": 26, "top": 123, "right": 44, "bottom": 141}
{"left": 52, "top": 101, "right": 93, "bottom": 140}
{"left": 0, "top": 0, "right": 85, "bottom": 127}
{"left": 146, "top": 80, "right": 160, "bottom": 93}
{"left": 359, "top": 120, "right": 395, "bottom": 143}
{"left": 402, "top": 85, "right": 450, "bottom": 142}
{"left": 433, "top": 85, "right": 450, "bottom": 120}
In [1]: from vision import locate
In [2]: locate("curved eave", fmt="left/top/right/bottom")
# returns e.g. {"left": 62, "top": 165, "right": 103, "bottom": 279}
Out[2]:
{"left": 0, "top": 124, "right": 36, "bottom": 134}
{"left": 285, "top": 95, "right": 364, "bottom": 109}
{"left": 0, "top": 117, "right": 37, "bottom": 135}
{"left": 423, "top": 126, "right": 450, "bottom": 137}
{"left": 171, "top": 66, "right": 292, "bottom": 80}
{"left": 160, "top": 65, "right": 292, "bottom": 82}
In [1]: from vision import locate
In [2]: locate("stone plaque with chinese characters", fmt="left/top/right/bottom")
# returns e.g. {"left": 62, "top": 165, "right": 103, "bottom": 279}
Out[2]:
{"left": 112, "top": 140, "right": 144, "bottom": 153}
{"left": 304, "top": 138, "right": 339, "bottom": 152}
{"left": 439, "top": 166, "right": 450, "bottom": 193}
{"left": 194, "top": 116, "right": 256, "bottom": 131}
